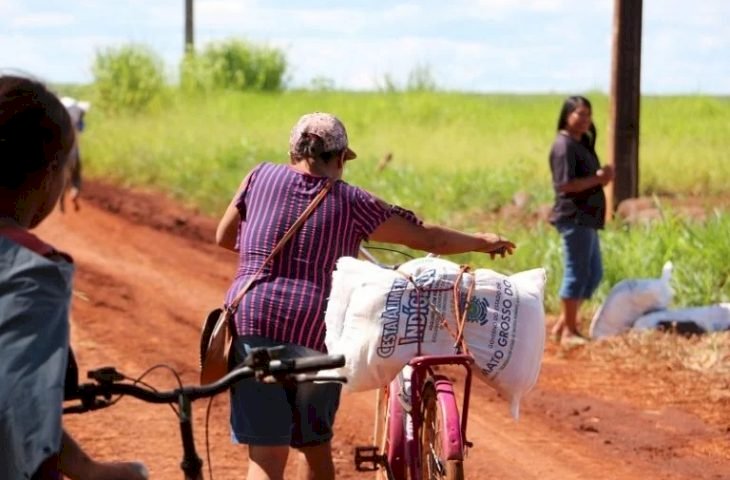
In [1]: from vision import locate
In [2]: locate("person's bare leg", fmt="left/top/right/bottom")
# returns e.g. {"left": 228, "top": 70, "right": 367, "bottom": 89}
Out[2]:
{"left": 557, "top": 298, "right": 589, "bottom": 347}
{"left": 550, "top": 316, "right": 564, "bottom": 342}
{"left": 562, "top": 298, "right": 583, "bottom": 336}
{"left": 296, "top": 442, "right": 335, "bottom": 480}
{"left": 247, "top": 445, "right": 289, "bottom": 480}
{"left": 552, "top": 298, "right": 585, "bottom": 342}
{"left": 58, "top": 430, "right": 148, "bottom": 480}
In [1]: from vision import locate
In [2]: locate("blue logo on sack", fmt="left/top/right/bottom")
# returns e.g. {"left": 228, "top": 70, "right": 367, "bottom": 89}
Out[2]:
{"left": 465, "top": 297, "right": 490, "bottom": 326}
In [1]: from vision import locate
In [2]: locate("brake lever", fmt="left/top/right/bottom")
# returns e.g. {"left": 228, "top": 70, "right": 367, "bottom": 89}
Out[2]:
{"left": 88, "top": 366, "right": 125, "bottom": 384}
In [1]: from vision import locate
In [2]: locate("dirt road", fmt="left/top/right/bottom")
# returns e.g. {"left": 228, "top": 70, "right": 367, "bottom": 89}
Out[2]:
{"left": 43, "top": 182, "right": 729, "bottom": 479}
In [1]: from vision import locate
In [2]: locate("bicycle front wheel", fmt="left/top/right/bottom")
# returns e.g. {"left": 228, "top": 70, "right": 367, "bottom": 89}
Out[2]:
{"left": 419, "top": 375, "right": 465, "bottom": 480}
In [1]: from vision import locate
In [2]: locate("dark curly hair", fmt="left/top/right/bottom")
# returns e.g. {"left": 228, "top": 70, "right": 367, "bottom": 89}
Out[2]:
{"left": 0, "top": 74, "right": 75, "bottom": 189}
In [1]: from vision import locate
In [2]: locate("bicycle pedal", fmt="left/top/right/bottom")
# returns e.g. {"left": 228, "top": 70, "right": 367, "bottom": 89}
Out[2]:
{"left": 354, "top": 446, "right": 384, "bottom": 472}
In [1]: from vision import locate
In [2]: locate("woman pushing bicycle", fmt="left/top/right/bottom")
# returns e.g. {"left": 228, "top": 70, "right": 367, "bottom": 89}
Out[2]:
{"left": 0, "top": 74, "right": 146, "bottom": 480}
{"left": 215, "top": 112, "right": 516, "bottom": 480}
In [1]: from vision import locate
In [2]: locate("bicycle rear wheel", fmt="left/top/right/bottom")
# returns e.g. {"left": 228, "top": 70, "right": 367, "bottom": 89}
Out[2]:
{"left": 419, "top": 375, "right": 465, "bottom": 480}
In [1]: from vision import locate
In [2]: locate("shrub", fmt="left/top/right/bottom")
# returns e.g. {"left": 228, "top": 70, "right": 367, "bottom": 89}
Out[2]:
{"left": 179, "top": 51, "right": 217, "bottom": 93}
{"left": 309, "top": 76, "right": 336, "bottom": 92}
{"left": 91, "top": 44, "right": 166, "bottom": 113}
{"left": 181, "top": 39, "right": 287, "bottom": 92}
{"left": 375, "top": 64, "right": 439, "bottom": 93}
{"left": 406, "top": 64, "right": 438, "bottom": 92}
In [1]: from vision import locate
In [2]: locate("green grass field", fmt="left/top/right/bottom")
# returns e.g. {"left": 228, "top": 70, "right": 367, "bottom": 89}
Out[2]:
{"left": 70, "top": 89, "right": 730, "bottom": 316}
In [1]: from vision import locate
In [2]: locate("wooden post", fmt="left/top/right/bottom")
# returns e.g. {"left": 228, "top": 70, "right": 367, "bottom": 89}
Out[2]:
{"left": 607, "top": 0, "right": 642, "bottom": 215}
{"left": 185, "top": 0, "right": 194, "bottom": 53}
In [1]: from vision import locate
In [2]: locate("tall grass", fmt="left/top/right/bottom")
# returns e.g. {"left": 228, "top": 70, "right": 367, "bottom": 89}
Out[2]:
{"left": 69, "top": 88, "right": 730, "bottom": 314}
{"left": 641, "top": 96, "right": 730, "bottom": 195}
{"left": 79, "top": 91, "right": 576, "bottom": 213}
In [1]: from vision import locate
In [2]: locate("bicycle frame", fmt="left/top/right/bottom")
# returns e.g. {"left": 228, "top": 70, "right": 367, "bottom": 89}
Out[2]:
{"left": 353, "top": 247, "right": 476, "bottom": 479}
{"left": 394, "top": 355, "right": 473, "bottom": 480}
{"left": 357, "top": 354, "right": 474, "bottom": 480}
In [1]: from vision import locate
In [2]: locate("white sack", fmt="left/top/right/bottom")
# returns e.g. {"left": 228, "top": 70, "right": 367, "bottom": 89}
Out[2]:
{"left": 324, "top": 256, "right": 546, "bottom": 419}
{"left": 633, "top": 303, "right": 730, "bottom": 333}
{"left": 589, "top": 261, "right": 673, "bottom": 339}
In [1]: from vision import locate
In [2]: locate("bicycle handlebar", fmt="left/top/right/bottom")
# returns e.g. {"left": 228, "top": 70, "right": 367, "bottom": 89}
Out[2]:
{"left": 64, "top": 348, "right": 346, "bottom": 413}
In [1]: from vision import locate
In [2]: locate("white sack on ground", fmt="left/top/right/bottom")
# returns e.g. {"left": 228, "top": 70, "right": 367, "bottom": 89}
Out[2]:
{"left": 324, "top": 256, "right": 546, "bottom": 419}
{"left": 633, "top": 303, "right": 730, "bottom": 333}
{"left": 589, "top": 261, "right": 673, "bottom": 339}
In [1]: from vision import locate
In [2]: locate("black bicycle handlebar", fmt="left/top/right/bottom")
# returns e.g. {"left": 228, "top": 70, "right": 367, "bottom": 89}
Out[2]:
{"left": 64, "top": 348, "right": 346, "bottom": 413}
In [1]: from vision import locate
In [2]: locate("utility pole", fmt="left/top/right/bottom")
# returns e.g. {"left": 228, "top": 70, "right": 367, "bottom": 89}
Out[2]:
{"left": 607, "top": 0, "right": 642, "bottom": 213}
{"left": 185, "top": 0, "right": 194, "bottom": 53}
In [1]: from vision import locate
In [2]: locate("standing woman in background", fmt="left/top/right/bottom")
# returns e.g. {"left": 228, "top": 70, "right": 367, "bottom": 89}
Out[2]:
{"left": 548, "top": 95, "right": 614, "bottom": 345}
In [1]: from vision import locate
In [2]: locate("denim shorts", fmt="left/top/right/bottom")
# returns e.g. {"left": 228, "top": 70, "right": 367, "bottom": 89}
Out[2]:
{"left": 556, "top": 221, "right": 603, "bottom": 300}
{"left": 229, "top": 335, "right": 342, "bottom": 448}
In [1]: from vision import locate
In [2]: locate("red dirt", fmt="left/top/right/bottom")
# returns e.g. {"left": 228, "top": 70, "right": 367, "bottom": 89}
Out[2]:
{"left": 42, "top": 181, "right": 729, "bottom": 480}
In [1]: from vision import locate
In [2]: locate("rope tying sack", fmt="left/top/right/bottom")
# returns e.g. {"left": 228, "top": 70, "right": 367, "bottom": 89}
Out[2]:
{"left": 395, "top": 264, "right": 474, "bottom": 357}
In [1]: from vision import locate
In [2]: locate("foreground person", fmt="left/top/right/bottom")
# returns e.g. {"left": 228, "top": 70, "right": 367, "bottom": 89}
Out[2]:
{"left": 0, "top": 74, "right": 147, "bottom": 480}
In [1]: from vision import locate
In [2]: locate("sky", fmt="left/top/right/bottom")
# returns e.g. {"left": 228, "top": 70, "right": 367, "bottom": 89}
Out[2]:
{"left": 1, "top": 0, "right": 728, "bottom": 94}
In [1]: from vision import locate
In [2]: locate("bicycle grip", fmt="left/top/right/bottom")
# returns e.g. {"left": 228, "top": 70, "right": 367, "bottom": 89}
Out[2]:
{"left": 283, "top": 354, "right": 345, "bottom": 373}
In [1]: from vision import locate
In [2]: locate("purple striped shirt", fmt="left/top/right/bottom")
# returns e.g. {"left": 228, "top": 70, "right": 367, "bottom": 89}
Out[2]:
{"left": 225, "top": 162, "right": 422, "bottom": 352}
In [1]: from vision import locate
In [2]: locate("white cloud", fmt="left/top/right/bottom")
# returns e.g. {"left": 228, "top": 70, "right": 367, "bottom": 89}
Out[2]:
{"left": 276, "top": 34, "right": 610, "bottom": 93}
{"left": 0, "top": 32, "right": 123, "bottom": 82}
{"left": 697, "top": 35, "right": 724, "bottom": 50}
{"left": 11, "top": 12, "right": 75, "bottom": 28}
{"left": 383, "top": 3, "right": 423, "bottom": 21}
{"left": 197, "top": 2, "right": 433, "bottom": 35}
{"left": 463, "top": 0, "right": 611, "bottom": 21}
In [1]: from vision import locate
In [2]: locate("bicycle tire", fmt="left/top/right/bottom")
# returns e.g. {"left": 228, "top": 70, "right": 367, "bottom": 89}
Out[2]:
{"left": 420, "top": 375, "right": 465, "bottom": 480}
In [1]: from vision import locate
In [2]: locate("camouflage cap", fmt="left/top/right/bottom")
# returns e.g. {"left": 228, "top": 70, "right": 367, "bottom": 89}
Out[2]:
{"left": 289, "top": 112, "right": 357, "bottom": 160}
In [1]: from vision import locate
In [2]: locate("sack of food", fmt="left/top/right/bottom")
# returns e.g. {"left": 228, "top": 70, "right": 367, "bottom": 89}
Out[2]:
{"left": 324, "top": 256, "right": 546, "bottom": 419}
{"left": 633, "top": 303, "right": 730, "bottom": 333}
{"left": 589, "top": 261, "right": 673, "bottom": 339}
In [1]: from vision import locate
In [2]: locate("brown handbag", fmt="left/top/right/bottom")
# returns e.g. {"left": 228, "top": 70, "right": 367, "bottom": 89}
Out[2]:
{"left": 199, "top": 179, "right": 334, "bottom": 384}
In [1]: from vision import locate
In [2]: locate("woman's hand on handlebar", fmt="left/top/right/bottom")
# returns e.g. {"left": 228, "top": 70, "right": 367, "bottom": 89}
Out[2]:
{"left": 475, "top": 232, "right": 516, "bottom": 259}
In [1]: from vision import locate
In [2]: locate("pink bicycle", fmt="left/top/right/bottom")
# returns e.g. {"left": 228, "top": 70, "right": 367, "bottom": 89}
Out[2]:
{"left": 354, "top": 247, "right": 476, "bottom": 480}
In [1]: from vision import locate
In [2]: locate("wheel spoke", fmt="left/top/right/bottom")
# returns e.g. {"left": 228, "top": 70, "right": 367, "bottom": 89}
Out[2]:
{"left": 419, "top": 377, "right": 465, "bottom": 480}
{"left": 421, "top": 382, "right": 446, "bottom": 479}
{"left": 429, "top": 443, "right": 446, "bottom": 476}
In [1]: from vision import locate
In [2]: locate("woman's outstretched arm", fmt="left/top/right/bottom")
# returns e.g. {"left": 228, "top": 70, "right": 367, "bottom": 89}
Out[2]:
{"left": 369, "top": 214, "right": 515, "bottom": 258}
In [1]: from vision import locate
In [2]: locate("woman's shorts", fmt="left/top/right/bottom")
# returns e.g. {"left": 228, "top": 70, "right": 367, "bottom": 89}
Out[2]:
{"left": 229, "top": 335, "right": 342, "bottom": 448}
{"left": 556, "top": 221, "right": 603, "bottom": 300}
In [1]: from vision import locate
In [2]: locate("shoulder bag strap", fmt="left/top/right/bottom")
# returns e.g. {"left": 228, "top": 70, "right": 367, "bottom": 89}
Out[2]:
{"left": 227, "top": 178, "right": 335, "bottom": 312}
